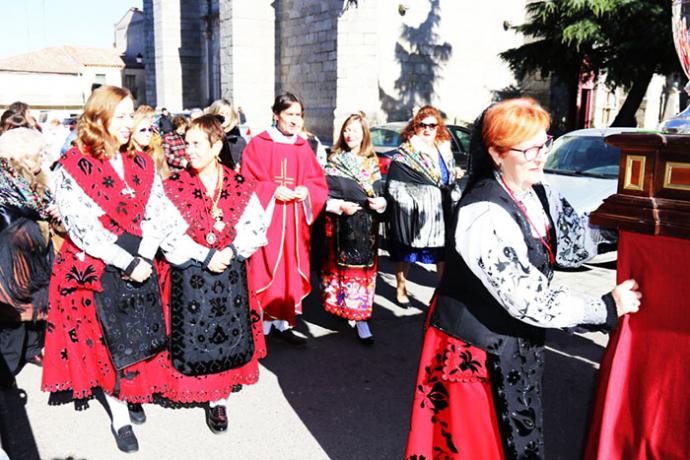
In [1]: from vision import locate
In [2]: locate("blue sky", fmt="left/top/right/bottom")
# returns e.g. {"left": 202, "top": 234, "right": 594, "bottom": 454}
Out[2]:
{"left": 0, "top": 0, "right": 142, "bottom": 59}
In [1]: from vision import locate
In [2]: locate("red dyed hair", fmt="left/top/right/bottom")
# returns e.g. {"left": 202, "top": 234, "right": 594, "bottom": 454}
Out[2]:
{"left": 482, "top": 98, "right": 550, "bottom": 152}
{"left": 400, "top": 105, "right": 451, "bottom": 143}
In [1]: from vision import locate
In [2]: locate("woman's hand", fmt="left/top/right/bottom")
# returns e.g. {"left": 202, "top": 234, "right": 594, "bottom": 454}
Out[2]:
{"left": 129, "top": 259, "right": 153, "bottom": 283}
{"left": 207, "top": 247, "right": 234, "bottom": 273}
{"left": 294, "top": 186, "right": 309, "bottom": 202}
{"left": 368, "top": 196, "right": 386, "bottom": 213}
{"left": 611, "top": 279, "right": 642, "bottom": 316}
{"left": 275, "top": 186, "right": 296, "bottom": 202}
{"left": 340, "top": 201, "right": 361, "bottom": 216}
{"left": 47, "top": 204, "right": 61, "bottom": 221}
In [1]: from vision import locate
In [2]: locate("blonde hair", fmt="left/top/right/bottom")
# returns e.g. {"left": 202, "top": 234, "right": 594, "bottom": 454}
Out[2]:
{"left": 128, "top": 105, "right": 167, "bottom": 176}
{"left": 76, "top": 85, "right": 133, "bottom": 160}
{"left": 0, "top": 127, "right": 49, "bottom": 196}
{"left": 205, "top": 99, "right": 240, "bottom": 132}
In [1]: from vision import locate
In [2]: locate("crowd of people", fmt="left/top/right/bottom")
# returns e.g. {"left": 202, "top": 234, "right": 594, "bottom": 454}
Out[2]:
{"left": 0, "top": 88, "right": 643, "bottom": 458}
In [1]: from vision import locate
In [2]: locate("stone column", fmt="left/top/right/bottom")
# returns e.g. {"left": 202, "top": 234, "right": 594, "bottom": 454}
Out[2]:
{"left": 152, "top": 0, "right": 184, "bottom": 111}
{"left": 219, "top": 0, "right": 275, "bottom": 133}
{"left": 333, "top": 1, "right": 381, "bottom": 142}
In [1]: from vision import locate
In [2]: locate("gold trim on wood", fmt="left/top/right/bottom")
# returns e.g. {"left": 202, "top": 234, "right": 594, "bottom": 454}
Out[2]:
{"left": 664, "top": 161, "right": 690, "bottom": 191}
{"left": 623, "top": 155, "right": 646, "bottom": 191}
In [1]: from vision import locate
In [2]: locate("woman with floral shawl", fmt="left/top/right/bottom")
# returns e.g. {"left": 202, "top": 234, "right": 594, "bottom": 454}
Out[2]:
{"left": 320, "top": 113, "right": 386, "bottom": 344}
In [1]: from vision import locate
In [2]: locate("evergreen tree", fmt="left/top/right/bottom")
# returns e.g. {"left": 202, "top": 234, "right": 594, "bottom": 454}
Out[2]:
{"left": 501, "top": 0, "right": 681, "bottom": 128}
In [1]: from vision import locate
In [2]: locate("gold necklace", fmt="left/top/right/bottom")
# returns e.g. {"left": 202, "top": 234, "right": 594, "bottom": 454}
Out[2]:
{"left": 204, "top": 165, "right": 225, "bottom": 245}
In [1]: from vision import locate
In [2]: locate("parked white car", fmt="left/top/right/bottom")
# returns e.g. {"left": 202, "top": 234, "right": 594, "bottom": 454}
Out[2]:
{"left": 543, "top": 127, "right": 646, "bottom": 264}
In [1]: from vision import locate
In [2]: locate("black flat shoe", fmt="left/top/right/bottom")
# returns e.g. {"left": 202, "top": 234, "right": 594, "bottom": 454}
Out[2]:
{"left": 128, "top": 403, "right": 146, "bottom": 425}
{"left": 111, "top": 425, "right": 139, "bottom": 453}
{"left": 205, "top": 404, "right": 228, "bottom": 434}
{"left": 396, "top": 295, "right": 411, "bottom": 308}
{"left": 273, "top": 329, "right": 307, "bottom": 348}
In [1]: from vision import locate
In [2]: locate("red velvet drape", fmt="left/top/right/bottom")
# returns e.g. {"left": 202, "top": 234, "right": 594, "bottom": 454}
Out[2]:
{"left": 586, "top": 230, "right": 690, "bottom": 459}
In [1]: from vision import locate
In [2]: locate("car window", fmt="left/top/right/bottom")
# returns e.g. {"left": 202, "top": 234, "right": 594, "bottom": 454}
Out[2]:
{"left": 370, "top": 128, "right": 401, "bottom": 148}
{"left": 448, "top": 127, "right": 471, "bottom": 153}
{"left": 544, "top": 135, "right": 621, "bottom": 177}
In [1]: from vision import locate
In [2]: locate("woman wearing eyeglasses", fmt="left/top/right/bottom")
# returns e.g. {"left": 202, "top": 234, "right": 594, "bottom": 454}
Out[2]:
{"left": 404, "top": 98, "right": 641, "bottom": 460}
{"left": 386, "top": 105, "right": 458, "bottom": 308}
{"left": 129, "top": 106, "right": 171, "bottom": 179}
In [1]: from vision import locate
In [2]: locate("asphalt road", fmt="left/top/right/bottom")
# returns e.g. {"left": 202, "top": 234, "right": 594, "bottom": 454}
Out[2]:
{"left": 9, "top": 254, "right": 616, "bottom": 460}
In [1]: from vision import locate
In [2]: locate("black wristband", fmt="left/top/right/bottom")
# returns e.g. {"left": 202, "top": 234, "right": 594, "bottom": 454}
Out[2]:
{"left": 601, "top": 293, "right": 619, "bottom": 333}
{"left": 124, "top": 257, "right": 141, "bottom": 277}
{"left": 203, "top": 249, "right": 217, "bottom": 268}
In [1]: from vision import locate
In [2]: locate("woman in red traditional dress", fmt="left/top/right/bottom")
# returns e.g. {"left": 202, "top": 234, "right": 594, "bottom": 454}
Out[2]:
{"left": 319, "top": 113, "right": 386, "bottom": 344}
{"left": 154, "top": 115, "right": 268, "bottom": 433}
{"left": 41, "top": 86, "right": 215, "bottom": 453}
{"left": 405, "top": 99, "right": 642, "bottom": 459}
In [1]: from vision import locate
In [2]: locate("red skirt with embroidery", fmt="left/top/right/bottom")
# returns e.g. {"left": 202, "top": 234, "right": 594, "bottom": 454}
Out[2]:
{"left": 319, "top": 212, "right": 378, "bottom": 321}
{"left": 405, "top": 325, "right": 505, "bottom": 459}
{"left": 154, "top": 263, "right": 267, "bottom": 404}
{"left": 41, "top": 244, "right": 170, "bottom": 405}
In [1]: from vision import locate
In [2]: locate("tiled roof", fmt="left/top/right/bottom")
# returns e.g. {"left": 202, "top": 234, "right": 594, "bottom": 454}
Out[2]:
{"left": 0, "top": 46, "right": 124, "bottom": 74}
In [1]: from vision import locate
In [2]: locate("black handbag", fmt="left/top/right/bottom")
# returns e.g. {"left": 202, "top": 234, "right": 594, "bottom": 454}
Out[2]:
{"left": 168, "top": 259, "right": 254, "bottom": 376}
{"left": 93, "top": 265, "right": 166, "bottom": 370}
{"left": 335, "top": 211, "right": 377, "bottom": 267}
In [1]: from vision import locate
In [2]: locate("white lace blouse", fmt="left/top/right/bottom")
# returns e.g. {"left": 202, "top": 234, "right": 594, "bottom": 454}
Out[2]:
{"left": 455, "top": 176, "right": 613, "bottom": 329}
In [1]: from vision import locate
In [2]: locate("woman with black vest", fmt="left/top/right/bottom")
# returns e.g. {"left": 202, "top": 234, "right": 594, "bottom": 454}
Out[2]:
{"left": 404, "top": 98, "right": 642, "bottom": 460}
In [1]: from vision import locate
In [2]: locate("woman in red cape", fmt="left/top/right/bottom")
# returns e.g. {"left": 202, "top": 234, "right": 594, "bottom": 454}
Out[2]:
{"left": 155, "top": 115, "right": 268, "bottom": 434}
{"left": 41, "top": 87, "right": 213, "bottom": 453}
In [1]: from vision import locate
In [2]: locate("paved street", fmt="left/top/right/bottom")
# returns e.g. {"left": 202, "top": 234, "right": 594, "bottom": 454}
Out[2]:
{"left": 11, "top": 253, "right": 616, "bottom": 460}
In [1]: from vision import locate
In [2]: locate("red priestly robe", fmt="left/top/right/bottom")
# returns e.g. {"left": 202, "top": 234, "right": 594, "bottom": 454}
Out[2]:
{"left": 240, "top": 130, "right": 327, "bottom": 325}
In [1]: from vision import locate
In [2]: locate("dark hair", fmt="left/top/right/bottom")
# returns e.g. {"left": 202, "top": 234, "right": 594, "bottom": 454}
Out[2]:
{"left": 188, "top": 114, "right": 224, "bottom": 145}
{"left": 1, "top": 113, "right": 32, "bottom": 132}
{"left": 172, "top": 115, "right": 190, "bottom": 130}
{"left": 400, "top": 105, "right": 451, "bottom": 143}
{"left": 272, "top": 92, "right": 303, "bottom": 115}
{"left": 8, "top": 101, "right": 30, "bottom": 117}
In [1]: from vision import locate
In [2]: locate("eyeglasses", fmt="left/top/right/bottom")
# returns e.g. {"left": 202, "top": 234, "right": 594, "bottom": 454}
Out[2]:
{"left": 508, "top": 136, "right": 553, "bottom": 161}
{"left": 417, "top": 122, "right": 438, "bottom": 130}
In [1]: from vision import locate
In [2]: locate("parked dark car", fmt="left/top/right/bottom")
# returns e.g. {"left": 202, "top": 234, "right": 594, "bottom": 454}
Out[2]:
{"left": 369, "top": 121, "right": 472, "bottom": 176}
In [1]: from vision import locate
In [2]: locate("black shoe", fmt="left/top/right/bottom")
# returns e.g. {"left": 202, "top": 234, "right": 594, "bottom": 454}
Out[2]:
{"left": 128, "top": 403, "right": 146, "bottom": 425}
{"left": 396, "top": 294, "right": 411, "bottom": 309}
{"left": 111, "top": 425, "right": 139, "bottom": 453}
{"left": 273, "top": 329, "right": 307, "bottom": 348}
{"left": 205, "top": 404, "right": 228, "bottom": 434}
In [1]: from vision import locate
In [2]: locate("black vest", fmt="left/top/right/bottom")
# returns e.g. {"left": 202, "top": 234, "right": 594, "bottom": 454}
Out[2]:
{"left": 430, "top": 177, "right": 557, "bottom": 355}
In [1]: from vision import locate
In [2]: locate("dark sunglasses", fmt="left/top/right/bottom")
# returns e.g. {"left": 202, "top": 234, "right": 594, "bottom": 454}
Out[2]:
{"left": 417, "top": 122, "right": 438, "bottom": 130}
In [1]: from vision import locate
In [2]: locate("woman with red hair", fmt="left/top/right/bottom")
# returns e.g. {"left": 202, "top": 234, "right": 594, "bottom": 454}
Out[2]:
{"left": 42, "top": 86, "right": 222, "bottom": 453}
{"left": 405, "top": 98, "right": 641, "bottom": 459}
{"left": 385, "top": 105, "right": 459, "bottom": 307}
